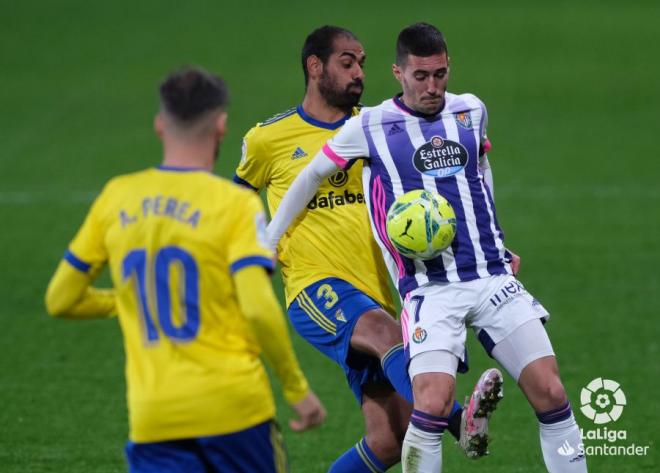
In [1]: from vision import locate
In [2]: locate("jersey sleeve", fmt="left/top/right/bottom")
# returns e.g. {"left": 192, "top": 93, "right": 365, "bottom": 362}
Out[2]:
{"left": 227, "top": 190, "right": 275, "bottom": 274}
{"left": 46, "top": 183, "right": 115, "bottom": 319}
{"left": 321, "top": 114, "right": 369, "bottom": 169}
{"left": 476, "top": 97, "right": 492, "bottom": 157}
{"left": 233, "top": 266, "right": 309, "bottom": 404}
{"left": 45, "top": 260, "right": 116, "bottom": 319}
{"left": 233, "top": 126, "right": 269, "bottom": 192}
{"left": 66, "top": 184, "right": 111, "bottom": 274}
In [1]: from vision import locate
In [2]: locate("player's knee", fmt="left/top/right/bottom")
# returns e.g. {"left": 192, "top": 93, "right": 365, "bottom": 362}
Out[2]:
{"left": 533, "top": 376, "right": 568, "bottom": 410}
{"left": 414, "top": 396, "right": 454, "bottom": 418}
{"left": 412, "top": 378, "right": 454, "bottom": 417}
{"left": 544, "top": 378, "right": 568, "bottom": 407}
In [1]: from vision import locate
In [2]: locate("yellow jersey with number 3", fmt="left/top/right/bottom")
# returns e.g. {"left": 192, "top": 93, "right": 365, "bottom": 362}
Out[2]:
{"left": 234, "top": 106, "right": 395, "bottom": 314}
{"left": 65, "top": 167, "right": 283, "bottom": 442}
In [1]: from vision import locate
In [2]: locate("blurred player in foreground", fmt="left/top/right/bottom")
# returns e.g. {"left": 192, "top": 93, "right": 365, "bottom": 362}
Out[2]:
{"left": 234, "top": 26, "right": 501, "bottom": 471}
{"left": 267, "top": 23, "right": 587, "bottom": 473}
{"left": 45, "top": 66, "right": 325, "bottom": 473}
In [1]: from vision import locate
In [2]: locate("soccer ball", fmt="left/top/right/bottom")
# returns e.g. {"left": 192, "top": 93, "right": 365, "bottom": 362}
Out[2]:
{"left": 386, "top": 190, "right": 457, "bottom": 260}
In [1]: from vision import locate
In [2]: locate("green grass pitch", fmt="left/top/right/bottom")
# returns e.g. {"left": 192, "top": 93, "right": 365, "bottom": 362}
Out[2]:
{"left": 1, "top": 1, "right": 658, "bottom": 471}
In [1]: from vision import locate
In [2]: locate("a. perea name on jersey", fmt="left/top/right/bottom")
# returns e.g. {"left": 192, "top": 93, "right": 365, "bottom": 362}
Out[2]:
{"left": 119, "top": 196, "right": 201, "bottom": 229}
{"left": 307, "top": 190, "right": 365, "bottom": 210}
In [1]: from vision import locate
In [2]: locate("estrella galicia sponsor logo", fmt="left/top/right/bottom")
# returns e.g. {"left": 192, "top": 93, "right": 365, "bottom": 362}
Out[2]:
{"left": 328, "top": 170, "right": 349, "bottom": 187}
{"left": 454, "top": 111, "right": 472, "bottom": 129}
{"left": 412, "top": 326, "right": 427, "bottom": 344}
{"left": 412, "top": 135, "right": 468, "bottom": 178}
{"left": 307, "top": 190, "right": 364, "bottom": 210}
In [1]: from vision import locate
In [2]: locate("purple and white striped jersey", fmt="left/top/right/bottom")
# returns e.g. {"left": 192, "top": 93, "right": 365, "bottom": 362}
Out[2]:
{"left": 322, "top": 93, "right": 512, "bottom": 297}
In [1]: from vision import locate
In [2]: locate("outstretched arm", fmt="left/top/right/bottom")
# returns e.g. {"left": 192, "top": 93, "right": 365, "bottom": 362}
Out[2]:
{"left": 233, "top": 265, "right": 326, "bottom": 431}
{"left": 45, "top": 260, "right": 116, "bottom": 319}
{"left": 266, "top": 152, "right": 339, "bottom": 249}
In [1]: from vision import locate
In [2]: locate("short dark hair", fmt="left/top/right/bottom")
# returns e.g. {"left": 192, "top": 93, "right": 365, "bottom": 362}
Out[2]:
{"left": 396, "top": 23, "right": 448, "bottom": 66}
{"left": 301, "top": 25, "right": 358, "bottom": 86}
{"left": 159, "top": 66, "right": 228, "bottom": 124}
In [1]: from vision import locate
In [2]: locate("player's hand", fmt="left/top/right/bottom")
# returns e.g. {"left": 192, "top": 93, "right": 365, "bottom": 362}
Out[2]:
{"left": 508, "top": 249, "right": 521, "bottom": 276}
{"left": 289, "top": 391, "right": 326, "bottom": 432}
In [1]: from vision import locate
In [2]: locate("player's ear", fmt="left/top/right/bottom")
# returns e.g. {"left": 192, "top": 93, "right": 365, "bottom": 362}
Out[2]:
{"left": 392, "top": 63, "right": 402, "bottom": 82}
{"left": 154, "top": 114, "right": 164, "bottom": 140}
{"left": 307, "top": 55, "right": 322, "bottom": 81}
{"left": 215, "top": 112, "right": 228, "bottom": 140}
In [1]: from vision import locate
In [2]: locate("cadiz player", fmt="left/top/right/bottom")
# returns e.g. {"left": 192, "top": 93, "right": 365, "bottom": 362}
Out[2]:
{"left": 45, "top": 67, "right": 325, "bottom": 473}
{"left": 234, "top": 26, "right": 499, "bottom": 471}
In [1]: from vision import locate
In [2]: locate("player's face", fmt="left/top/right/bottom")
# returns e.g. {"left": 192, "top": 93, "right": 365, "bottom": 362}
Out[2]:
{"left": 394, "top": 53, "right": 449, "bottom": 115}
{"left": 318, "top": 36, "right": 366, "bottom": 110}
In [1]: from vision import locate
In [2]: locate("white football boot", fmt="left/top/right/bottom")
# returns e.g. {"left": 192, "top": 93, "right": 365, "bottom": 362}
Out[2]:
{"left": 459, "top": 368, "right": 504, "bottom": 458}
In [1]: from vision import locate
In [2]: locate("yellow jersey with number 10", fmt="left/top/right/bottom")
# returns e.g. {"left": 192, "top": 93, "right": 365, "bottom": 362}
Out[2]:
{"left": 234, "top": 106, "right": 395, "bottom": 314}
{"left": 66, "top": 167, "right": 281, "bottom": 442}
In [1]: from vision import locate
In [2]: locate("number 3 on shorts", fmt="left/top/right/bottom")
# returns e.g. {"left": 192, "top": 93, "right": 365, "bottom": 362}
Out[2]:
{"left": 316, "top": 284, "right": 339, "bottom": 309}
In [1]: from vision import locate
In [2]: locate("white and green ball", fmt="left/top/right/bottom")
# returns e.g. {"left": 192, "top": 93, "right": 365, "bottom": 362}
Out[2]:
{"left": 386, "top": 189, "right": 457, "bottom": 260}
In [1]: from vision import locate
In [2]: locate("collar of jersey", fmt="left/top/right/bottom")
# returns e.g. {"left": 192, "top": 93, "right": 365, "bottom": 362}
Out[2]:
{"left": 392, "top": 94, "right": 444, "bottom": 121}
{"left": 296, "top": 105, "right": 351, "bottom": 130}
{"left": 156, "top": 165, "right": 207, "bottom": 172}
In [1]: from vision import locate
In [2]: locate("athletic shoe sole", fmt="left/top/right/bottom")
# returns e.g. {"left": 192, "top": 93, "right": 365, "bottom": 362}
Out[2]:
{"left": 459, "top": 368, "right": 504, "bottom": 459}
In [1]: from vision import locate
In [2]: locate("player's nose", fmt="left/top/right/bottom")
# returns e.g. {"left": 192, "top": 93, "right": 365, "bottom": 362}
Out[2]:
{"left": 426, "top": 77, "right": 439, "bottom": 94}
{"left": 354, "top": 65, "right": 365, "bottom": 81}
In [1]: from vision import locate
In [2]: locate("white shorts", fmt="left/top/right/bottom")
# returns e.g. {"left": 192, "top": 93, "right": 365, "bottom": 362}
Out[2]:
{"left": 401, "top": 274, "right": 549, "bottom": 372}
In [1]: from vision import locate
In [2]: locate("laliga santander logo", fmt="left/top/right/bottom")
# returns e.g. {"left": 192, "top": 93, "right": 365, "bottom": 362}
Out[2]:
{"left": 580, "top": 378, "right": 626, "bottom": 424}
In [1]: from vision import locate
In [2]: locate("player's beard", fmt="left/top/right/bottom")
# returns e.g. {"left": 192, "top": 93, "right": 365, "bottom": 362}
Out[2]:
{"left": 318, "top": 71, "right": 363, "bottom": 112}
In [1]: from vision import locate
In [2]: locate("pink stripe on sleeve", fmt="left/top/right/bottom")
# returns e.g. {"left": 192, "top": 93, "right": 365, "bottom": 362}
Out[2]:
{"left": 322, "top": 143, "right": 349, "bottom": 169}
{"left": 371, "top": 176, "right": 406, "bottom": 278}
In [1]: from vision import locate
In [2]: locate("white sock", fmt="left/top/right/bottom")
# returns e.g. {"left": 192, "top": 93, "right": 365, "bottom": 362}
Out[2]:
{"left": 401, "top": 422, "right": 443, "bottom": 473}
{"left": 539, "top": 414, "right": 588, "bottom": 472}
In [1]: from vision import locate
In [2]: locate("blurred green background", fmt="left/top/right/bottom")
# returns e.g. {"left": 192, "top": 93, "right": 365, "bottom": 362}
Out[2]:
{"left": 1, "top": 0, "right": 658, "bottom": 471}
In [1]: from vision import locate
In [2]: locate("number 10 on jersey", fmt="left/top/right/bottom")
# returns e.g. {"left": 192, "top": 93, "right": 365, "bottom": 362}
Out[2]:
{"left": 122, "top": 246, "right": 200, "bottom": 343}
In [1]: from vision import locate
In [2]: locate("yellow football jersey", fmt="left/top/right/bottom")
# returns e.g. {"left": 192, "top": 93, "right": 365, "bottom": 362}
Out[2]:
{"left": 234, "top": 106, "right": 395, "bottom": 314}
{"left": 66, "top": 167, "right": 281, "bottom": 442}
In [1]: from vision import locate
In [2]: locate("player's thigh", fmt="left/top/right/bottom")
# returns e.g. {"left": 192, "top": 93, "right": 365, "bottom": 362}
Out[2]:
{"left": 361, "top": 381, "right": 411, "bottom": 465}
{"left": 490, "top": 318, "right": 556, "bottom": 382}
{"left": 351, "top": 307, "right": 403, "bottom": 357}
{"left": 471, "top": 274, "right": 550, "bottom": 358}
{"left": 288, "top": 278, "right": 381, "bottom": 365}
{"left": 198, "top": 420, "right": 287, "bottom": 473}
{"left": 125, "top": 439, "right": 206, "bottom": 473}
{"left": 401, "top": 284, "right": 469, "bottom": 367}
